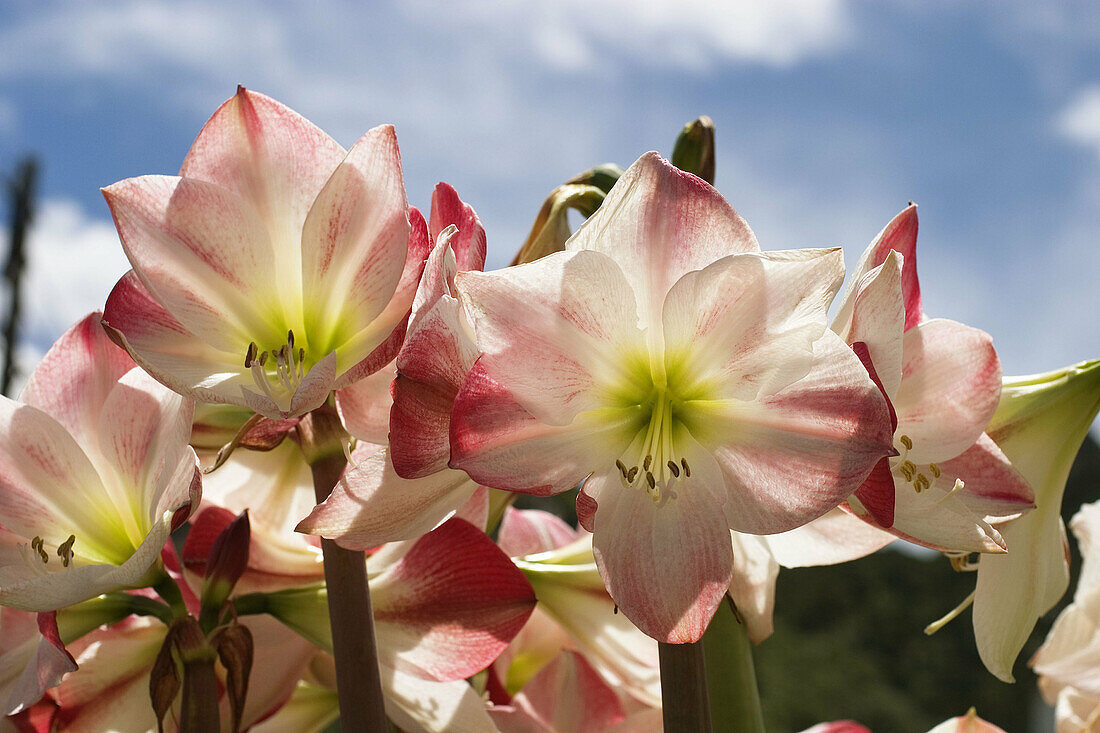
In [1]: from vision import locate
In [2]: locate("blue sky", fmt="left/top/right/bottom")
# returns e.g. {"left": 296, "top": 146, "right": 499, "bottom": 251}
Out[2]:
{"left": 0, "top": 0, "right": 1097, "bottom": 387}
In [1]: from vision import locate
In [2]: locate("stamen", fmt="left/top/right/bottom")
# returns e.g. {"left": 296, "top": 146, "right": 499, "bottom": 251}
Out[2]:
{"left": 30, "top": 536, "right": 48, "bottom": 564}
{"left": 643, "top": 455, "right": 652, "bottom": 471}
{"left": 646, "top": 472, "right": 656, "bottom": 490}
{"left": 244, "top": 341, "right": 258, "bottom": 368}
{"left": 57, "top": 535, "right": 76, "bottom": 567}
{"left": 681, "top": 458, "right": 691, "bottom": 477}
{"left": 929, "top": 463, "right": 941, "bottom": 478}
{"left": 287, "top": 329, "right": 295, "bottom": 349}
{"left": 924, "top": 590, "right": 976, "bottom": 636}
{"left": 615, "top": 459, "right": 627, "bottom": 476}
{"left": 667, "top": 460, "right": 680, "bottom": 477}
{"left": 899, "top": 435, "right": 913, "bottom": 451}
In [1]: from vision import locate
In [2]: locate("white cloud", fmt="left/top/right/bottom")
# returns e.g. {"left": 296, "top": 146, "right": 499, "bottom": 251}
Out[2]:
{"left": 1057, "top": 86, "right": 1100, "bottom": 159}
{"left": 18, "top": 199, "right": 129, "bottom": 350}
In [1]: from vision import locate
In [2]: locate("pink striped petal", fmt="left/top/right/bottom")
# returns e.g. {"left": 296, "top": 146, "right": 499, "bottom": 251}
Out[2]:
{"left": 853, "top": 458, "right": 895, "bottom": 528}
{"left": 102, "top": 174, "right": 279, "bottom": 351}
{"left": 585, "top": 455, "right": 734, "bottom": 643}
{"left": 430, "top": 182, "right": 486, "bottom": 273}
{"left": 301, "top": 125, "right": 411, "bottom": 365}
{"left": 661, "top": 249, "right": 843, "bottom": 401}
{"left": 701, "top": 333, "right": 894, "bottom": 534}
{"left": 0, "top": 609, "right": 76, "bottom": 716}
{"left": 567, "top": 152, "right": 759, "bottom": 330}
{"left": 893, "top": 319, "right": 1001, "bottom": 464}
{"left": 371, "top": 517, "right": 536, "bottom": 681}
{"left": 19, "top": 314, "right": 134, "bottom": 448}
{"left": 498, "top": 509, "right": 581, "bottom": 558}
{"left": 450, "top": 361, "right": 635, "bottom": 496}
{"left": 333, "top": 204, "right": 429, "bottom": 390}
{"left": 298, "top": 443, "right": 481, "bottom": 550}
{"left": 180, "top": 87, "right": 346, "bottom": 302}
{"left": 937, "top": 434, "right": 1034, "bottom": 521}
{"left": 456, "top": 250, "right": 642, "bottom": 426}
{"left": 832, "top": 251, "right": 905, "bottom": 400}
{"left": 843, "top": 204, "right": 922, "bottom": 331}
{"left": 335, "top": 360, "right": 395, "bottom": 446}
{"left": 762, "top": 508, "right": 895, "bottom": 568}
{"left": 502, "top": 651, "right": 626, "bottom": 733}
{"left": 103, "top": 271, "right": 248, "bottom": 408}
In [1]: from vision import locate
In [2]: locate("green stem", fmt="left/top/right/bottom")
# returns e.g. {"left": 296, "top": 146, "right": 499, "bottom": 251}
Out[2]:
{"left": 297, "top": 406, "right": 388, "bottom": 731}
{"left": 659, "top": 640, "right": 713, "bottom": 732}
{"left": 153, "top": 574, "right": 187, "bottom": 618}
{"left": 701, "top": 598, "right": 766, "bottom": 732}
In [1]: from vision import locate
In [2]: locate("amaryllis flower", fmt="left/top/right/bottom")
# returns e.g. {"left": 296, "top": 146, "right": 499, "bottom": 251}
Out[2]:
{"left": 301, "top": 182, "right": 491, "bottom": 547}
{"left": 447, "top": 152, "right": 894, "bottom": 642}
{"left": 1033, "top": 501, "right": 1100, "bottom": 731}
{"left": 967, "top": 359, "right": 1100, "bottom": 682}
{"left": 0, "top": 314, "right": 199, "bottom": 611}
{"left": 102, "top": 87, "right": 428, "bottom": 420}
{"left": 830, "top": 205, "right": 1033, "bottom": 551}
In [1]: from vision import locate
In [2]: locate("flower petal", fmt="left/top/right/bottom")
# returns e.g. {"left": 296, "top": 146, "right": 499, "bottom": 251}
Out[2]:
{"left": 371, "top": 517, "right": 536, "bottom": 681}
{"left": 501, "top": 650, "right": 626, "bottom": 733}
{"left": 102, "top": 174, "right": 280, "bottom": 351}
{"left": 567, "top": 152, "right": 759, "bottom": 329}
{"left": 662, "top": 248, "right": 843, "bottom": 401}
{"left": 852, "top": 458, "right": 895, "bottom": 528}
{"left": 180, "top": 87, "right": 346, "bottom": 303}
{"left": 19, "top": 314, "right": 134, "bottom": 448}
{"left": 0, "top": 609, "right": 76, "bottom": 716}
{"left": 456, "top": 249, "right": 642, "bottom": 426}
{"left": 832, "top": 251, "right": 905, "bottom": 400}
{"left": 298, "top": 443, "right": 481, "bottom": 550}
{"left": 430, "top": 182, "right": 486, "bottom": 273}
{"left": 729, "top": 532, "right": 779, "bottom": 643}
{"left": 301, "top": 125, "right": 411, "bottom": 358}
{"left": 936, "top": 434, "right": 1034, "bottom": 521}
{"left": 585, "top": 453, "right": 734, "bottom": 643}
{"left": 103, "top": 271, "right": 248, "bottom": 407}
{"left": 841, "top": 204, "right": 921, "bottom": 331}
{"left": 450, "top": 361, "right": 634, "bottom": 496}
{"left": 382, "top": 663, "right": 499, "bottom": 733}
{"left": 335, "top": 360, "right": 396, "bottom": 446}
{"left": 893, "top": 318, "right": 1001, "bottom": 464}
{"left": 697, "top": 332, "right": 894, "bottom": 534}
{"left": 762, "top": 508, "right": 895, "bottom": 568}
{"left": 498, "top": 508, "right": 581, "bottom": 558}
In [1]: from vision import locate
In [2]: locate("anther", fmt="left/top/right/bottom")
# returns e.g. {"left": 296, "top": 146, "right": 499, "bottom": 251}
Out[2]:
{"left": 900, "top": 435, "right": 913, "bottom": 451}
{"left": 287, "top": 330, "right": 295, "bottom": 349}
{"left": 31, "top": 536, "right": 48, "bottom": 564}
{"left": 681, "top": 458, "right": 691, "bottom": 477}
{"left": 929, "top": 463, "right": 941, "bottom": 478}
{"left": 643, "top": 455, "right": 652, "bottom": 471}
{"left": 615, "top": 459, "right": 628, "bottom": 477}
{"left": 668, "top": 460, "right": 680, "bottom": 478}
{"left": 626, "top": 467, "right": 639, "bottom": 483}
{"left": 57, "top": 535, "right": 76, "bottom": 568}
{"left": 259, "top": 351, "right": 269, "bottom": 367}
{"left": 646, "top": 472, "right": 656, "bottom": 490}
{"left": 244, "top": 342, "right": 258, "bottom": 368}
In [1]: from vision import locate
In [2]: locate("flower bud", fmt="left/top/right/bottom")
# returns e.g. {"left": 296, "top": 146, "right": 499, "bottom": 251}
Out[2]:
{"left": 200, "top": 510, "right": 251, "bottom": 623}
{"left": 672, "top": 116, "right": 716, "bottom": 184}
{"left": 511, "top": 183, "right": 606, "bottom": 265}
{"left": 213, "top": 621, "right": 254, "bottom": 733}
{"left": 566, "top": 162, "right": 624, "bottom": 194}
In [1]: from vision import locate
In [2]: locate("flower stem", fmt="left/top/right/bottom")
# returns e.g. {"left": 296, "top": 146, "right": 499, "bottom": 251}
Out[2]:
{"left": 297, "top": 406, "right": 388, "bottom": 731}
{"left": 180, "top": 650, "right": 220, "bottom": 733}
{"left": 701, "top": 597, "right": 766, "bottom": 732}
{"left": 658, "top": 639, "right": 713, "bottom": 732}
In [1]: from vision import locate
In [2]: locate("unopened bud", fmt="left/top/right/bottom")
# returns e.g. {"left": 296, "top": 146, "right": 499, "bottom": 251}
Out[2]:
{"left": 213, "top": 622, "right": 254, "bottom": 733}
{"left": 150, "top": 616, "right": 210, "bottom": 732}
{"left": 200, "top": 510, "right": 251, "bottom": 624}
{"left": 511, "top": 184, "right": 606, "bottom": 266}
{"left": 566, "top": 163, "right": 624, "bottom": 194}
{"left": 672, "top": 116, "right": 716, "bottom": 184}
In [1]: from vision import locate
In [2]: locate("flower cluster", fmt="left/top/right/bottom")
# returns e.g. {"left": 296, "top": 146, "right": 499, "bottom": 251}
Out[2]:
{"left": 0, "top": 87, "right": 1096, "bottom": 732}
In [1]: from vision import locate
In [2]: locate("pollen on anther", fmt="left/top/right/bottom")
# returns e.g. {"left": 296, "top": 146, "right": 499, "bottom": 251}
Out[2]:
{"left": 626, "top": 467, "right": 639, "bottom": 483}
{"left": 259, "top": 351, "right": 269, "bottom": 367}
{"left": 646, "top": 472, "right": 656, "bottom": 490}
{"left": 244, "top": 342, "right": 258, "bottom": 368}
{"left": 643, "top": 455, "right": 652, "bottom": 471}
{"left": 900, "top": 435, "right": 913, "bottom": 451}
{"left": 57, "top": 535, "right": 76, "bottom": 568}
{"left": 929, "top": 463, "right": 941, "bottom": 478}
{"left": 668, "top": 460, "right": 680, "bottom": 478}
{"left": 681, "top": 458, "right": 691, "bottom": 477}
{"left": 287, "top": 330, "right": 295, "bottom": 349}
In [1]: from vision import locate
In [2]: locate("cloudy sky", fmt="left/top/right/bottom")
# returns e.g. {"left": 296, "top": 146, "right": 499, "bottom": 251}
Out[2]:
{"left": 0, "top": 0, "right": 1098, "bottom": 390}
